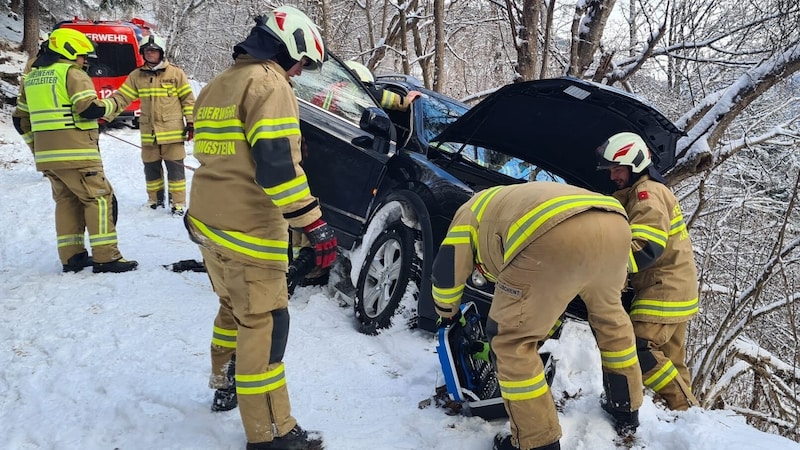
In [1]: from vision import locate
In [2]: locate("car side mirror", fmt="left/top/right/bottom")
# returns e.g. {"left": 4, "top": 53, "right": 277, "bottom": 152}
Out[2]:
{"left": 360, "top": 107, "right": 392, "bottom": 136}
{"left": 358, "top": 107, "right": 395, "bottom": 154}
{"left": 352, "top": 135, "right": 373, "bottom": 149}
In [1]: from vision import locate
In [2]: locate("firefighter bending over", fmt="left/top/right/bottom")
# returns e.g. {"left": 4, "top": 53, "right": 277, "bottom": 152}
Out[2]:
{"left": 597, "top": 132, "right": 700, "bottom": 411}
{"left": 432, "top": 182, "right": 643, "bottom": 450}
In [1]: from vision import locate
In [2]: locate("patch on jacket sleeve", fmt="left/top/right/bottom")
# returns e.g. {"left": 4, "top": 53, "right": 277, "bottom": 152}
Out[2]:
{"left": 637, "top": 191, "right": 649, "bottom": 200}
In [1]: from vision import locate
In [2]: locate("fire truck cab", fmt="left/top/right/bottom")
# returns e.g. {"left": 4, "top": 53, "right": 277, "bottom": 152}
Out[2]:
{"left": 55, "top": 17, "right": 157, "bottom": 127}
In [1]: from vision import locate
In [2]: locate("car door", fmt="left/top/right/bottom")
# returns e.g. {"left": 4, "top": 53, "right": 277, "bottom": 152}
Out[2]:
{"left": 293, "top": 56, "right": 393, "bottom": 247}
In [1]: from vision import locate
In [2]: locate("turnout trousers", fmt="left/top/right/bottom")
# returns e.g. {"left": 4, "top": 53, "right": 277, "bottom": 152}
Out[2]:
{"left": 633, "top": 320, "right": 698, "bottom": 410}
{"left": 201, "top": 246, "right": 296, "bottom": 443}
{"left": 488, "top": 210, "right": 643, "bottom": 449}
{"left": 45, "top": 167, "right": 122, "bottom": 264}
{"left": 142, "top": 142, "right": 186, "bottom": 207}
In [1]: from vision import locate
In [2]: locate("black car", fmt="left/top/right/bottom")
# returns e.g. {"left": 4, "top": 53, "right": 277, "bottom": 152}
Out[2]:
{"left": 292, "top": 53, "right": 683, "bottom": 334}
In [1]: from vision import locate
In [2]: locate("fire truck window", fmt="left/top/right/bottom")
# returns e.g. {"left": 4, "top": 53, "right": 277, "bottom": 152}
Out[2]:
{"left": 89, "top": 43, "right": 139, "bottom": 78}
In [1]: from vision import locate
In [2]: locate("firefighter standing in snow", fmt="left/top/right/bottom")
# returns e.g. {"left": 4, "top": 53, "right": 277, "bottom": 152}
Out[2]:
{"left": 107, "top": 33, "right": 195, "bottom": 216}
{"left": 185, "top": 6, "right": 335, "bottom": 450}
{"left": 13, "top": 28, "right": 138, "bottom": 274}
{"left": 597, "top": 132, "right": 700, "bottom": 411}
{"left": 432, "top": 182, "right": 643, "bottom": 450}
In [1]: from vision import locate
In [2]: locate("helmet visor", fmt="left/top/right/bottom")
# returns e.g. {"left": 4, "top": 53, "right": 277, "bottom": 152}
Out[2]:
{"left": 301, "top": 55, "right": 322, "bottom": 71}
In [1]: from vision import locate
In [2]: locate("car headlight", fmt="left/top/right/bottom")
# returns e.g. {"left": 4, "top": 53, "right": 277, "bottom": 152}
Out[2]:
{"left": 471, "top": 268, "right": 487, "bottom": 287}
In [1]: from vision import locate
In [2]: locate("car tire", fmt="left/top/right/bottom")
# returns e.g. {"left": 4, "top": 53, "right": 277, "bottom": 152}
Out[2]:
{"left": 354, "top": 223, "right": 420, "bottom": 335}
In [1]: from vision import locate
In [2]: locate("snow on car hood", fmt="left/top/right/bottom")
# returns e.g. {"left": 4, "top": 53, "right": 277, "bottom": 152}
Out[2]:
{"left": 432, "top": 77, "right": 684, "bottom": 194}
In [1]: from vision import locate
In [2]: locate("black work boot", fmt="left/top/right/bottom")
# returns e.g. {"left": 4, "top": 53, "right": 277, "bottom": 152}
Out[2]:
{"left": 601, "top": 396, "right": 639, "bottom": 435}
{"left": 149, "top": 190, "right": 165, "bottom": 209}
{"left": 211, "top": 386, "right": 237, "bottom": 412}
{"left": 493, "top": 433, "right": 560, "bottom": 450}
{"left": 62, "top": 251, "right": 93, "bottom": 273}
{"left": 211, "top": 354, "right": 237, "bottom": 412}
{"left": 93, "top": 258, "right": 139, "bottom": 274}
{"left": 246, "top": 426, "right": 323, "bottom": 450}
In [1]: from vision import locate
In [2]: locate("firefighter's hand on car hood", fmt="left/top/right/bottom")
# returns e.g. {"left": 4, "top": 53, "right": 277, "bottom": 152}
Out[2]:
{"left": 302, "top": 218, "right": 337, "bottom": 269}
{"left": 184, "top": 122, "right": 194, "bottom": 141}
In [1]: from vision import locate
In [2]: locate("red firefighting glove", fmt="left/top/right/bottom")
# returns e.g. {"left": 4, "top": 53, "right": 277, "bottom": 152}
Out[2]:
{"left": 183, "top": 122, "right": 194, "bottom": 141}
{"left": 302, "top": 218, "right": 338, "bottom": 269}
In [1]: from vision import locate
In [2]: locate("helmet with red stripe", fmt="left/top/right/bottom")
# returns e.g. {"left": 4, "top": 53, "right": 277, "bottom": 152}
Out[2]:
{"left": 263, "top": 5, "right": 325, "bottom": 71}
{"left": 596, "top": 132, "right": 652, "bottom": 174}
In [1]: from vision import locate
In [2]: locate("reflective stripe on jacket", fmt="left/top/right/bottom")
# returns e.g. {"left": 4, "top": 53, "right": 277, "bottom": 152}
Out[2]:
{"left": 14, "top": 58, "right": 111, "bottom": 171}
{"left": 23, "top": 63, "right": 99, "bottom": 132}
{"left": 187, "top": 56, "right": 321, "bottom": 269}
{"left": 614, "top": 175, "right": 699, "bottom": 323}
{"left": 111, "top": 60, "right": 194, "bottom": 145}
{"left": 432, "top": 182, "right": 629, "bottom": 314}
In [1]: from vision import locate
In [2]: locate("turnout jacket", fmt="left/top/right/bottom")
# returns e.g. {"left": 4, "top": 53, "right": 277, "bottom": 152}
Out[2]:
{"left": 15, "top": 58, "right": 115, "bottom": 171}
{"left": 187, "top": 56, "right": 321, "bottom": 270}
{"left": 613, "top": 174, "right": 699, "bottom": 323}
{"left": 110, "top": 60, "right": 194, "bottom": 145}
{"left": 432, "top": 182, "right": 628, "bottom": 318}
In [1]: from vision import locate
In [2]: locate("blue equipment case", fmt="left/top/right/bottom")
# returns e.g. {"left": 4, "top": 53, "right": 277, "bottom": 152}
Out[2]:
{"left": 436, "top": 302, "right": 556, "bottom": 420}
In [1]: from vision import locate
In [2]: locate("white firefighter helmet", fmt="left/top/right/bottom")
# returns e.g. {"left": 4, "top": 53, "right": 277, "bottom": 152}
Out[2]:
{"left": 139, "top": 33, "right": 166, "bottom": 56}
{"left": 264, "top": 5, "right": 325, "bottom": 70}
{"left": 596, "top": 132, "right": 653, "bottom": 174}
{"left": 345, "top": 60, "right": 374, "bottom": 83}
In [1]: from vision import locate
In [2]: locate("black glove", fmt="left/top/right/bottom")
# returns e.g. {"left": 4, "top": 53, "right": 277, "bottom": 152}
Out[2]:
{"left": 184, "top": 122, "right": 194, "bottom": 141}
{"left": 302, "top": 218, "right": 338, "bottom": 269}
{"left": 436, "top": 309, "right": 465, "bottom": 329}
{"left": 98, "top": 118, "right": 109, "bottom": 133}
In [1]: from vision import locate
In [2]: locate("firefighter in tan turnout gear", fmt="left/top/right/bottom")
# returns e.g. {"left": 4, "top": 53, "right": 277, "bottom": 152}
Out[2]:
{"left": 186, "top": 6, "right": 335, "bottom": 450}
{"left": 432, "top": 182, "right": 643, "bottom": 450}
{"left": 597, "top": 132, "right": 700, "bottom": 411}
{"left": 108, "top": 32, "right": 195, "bottom": 216}
{"left": 13, "top": 28, "right": 137, "bottom": 274}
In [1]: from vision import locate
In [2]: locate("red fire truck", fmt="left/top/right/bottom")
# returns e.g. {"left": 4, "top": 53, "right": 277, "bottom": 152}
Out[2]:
{"left": 54, "top": 17, "right": 157, "bottom": 127}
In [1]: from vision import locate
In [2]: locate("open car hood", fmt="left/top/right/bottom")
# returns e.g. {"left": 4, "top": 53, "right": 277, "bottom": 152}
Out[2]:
{"left": 432, "top": 77, "right": 684, "bottom": 193}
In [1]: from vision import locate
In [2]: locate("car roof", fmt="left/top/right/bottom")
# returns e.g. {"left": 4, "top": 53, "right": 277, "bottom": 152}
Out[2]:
{"left": 433, "top": 77, "right": 684, "bottom": 193}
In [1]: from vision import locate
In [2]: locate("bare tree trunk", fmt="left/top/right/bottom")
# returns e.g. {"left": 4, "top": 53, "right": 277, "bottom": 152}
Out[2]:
{"left": 411, "top": 18, "right": 432, "bottom": 87}
{"left": 628, "top": 0, "right": 636, "bottom": 56}
{"left": 319, "top": 0, "right": 332, "bottom": 45}
{"left": 540, "top": 0, "right": 555, "bottom": 77}
{"left": 432, "top": 0, "right": 445, "bottom": 90}
{"left": 516, "top": 0, "right": 540, "bottom": 81}
{"left": 567, "top": 0, "right": 617, "bottom": 77}
{"left": 22, "top": 0, "right": 39, "bottom": 57}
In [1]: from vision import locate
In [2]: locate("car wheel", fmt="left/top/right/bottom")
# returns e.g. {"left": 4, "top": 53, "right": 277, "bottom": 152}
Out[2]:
{"left": 355, "top": 223, "right": 420, "bottom": 335}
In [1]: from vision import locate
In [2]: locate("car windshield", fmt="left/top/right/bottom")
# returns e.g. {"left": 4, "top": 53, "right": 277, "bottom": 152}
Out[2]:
{"left": 423, "top": 95, "right": 563, "bottom": 183}
{"left": 293, "top": 57, "right": 378, "bottom": 124}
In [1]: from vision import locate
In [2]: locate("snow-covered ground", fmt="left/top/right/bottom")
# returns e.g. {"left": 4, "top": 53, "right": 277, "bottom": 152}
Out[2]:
{"left": 3, "top": 114, "right": 800, "bottom": 450}
{"left": 2, "top": 11, "right": 800, "bottom": 448}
